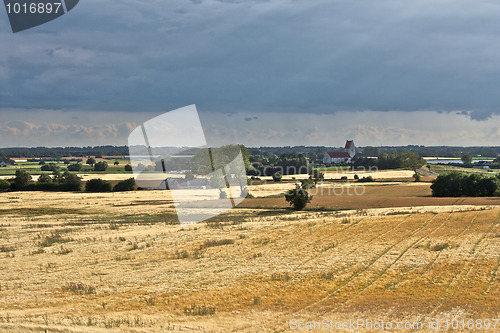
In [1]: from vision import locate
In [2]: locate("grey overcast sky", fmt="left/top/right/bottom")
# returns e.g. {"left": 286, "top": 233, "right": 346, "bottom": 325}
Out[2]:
{"left": 2, "top": 0, "right": 500, "bottom": 147}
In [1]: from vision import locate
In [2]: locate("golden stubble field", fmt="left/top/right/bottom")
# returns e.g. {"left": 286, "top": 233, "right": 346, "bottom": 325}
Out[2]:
{"left": 0, "top": 185, "right": 499, "bottom": 332}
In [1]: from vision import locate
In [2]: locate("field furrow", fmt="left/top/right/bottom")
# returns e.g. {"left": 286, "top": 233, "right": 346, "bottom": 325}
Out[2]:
{"left": 409, "top": 209, "right": 500, "bottom": 330}
{"left": 288, "top": 213, "right": 437, "bottom": 318}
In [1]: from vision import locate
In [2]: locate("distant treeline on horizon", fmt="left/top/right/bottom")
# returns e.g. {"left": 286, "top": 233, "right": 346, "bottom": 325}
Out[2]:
{"left": 1, "top": 145, "right": 500, "bottom": 159}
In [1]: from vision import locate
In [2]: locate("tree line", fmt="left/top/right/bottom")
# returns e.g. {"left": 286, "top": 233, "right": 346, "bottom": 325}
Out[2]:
{"left": 248, "top": 152, "right": 311, "bottom": 176}
{"left": 431, "top": 172, "right": 500, "bottom": 197}
{"left": 352, "top": 151, "right": 426, "bottom": 173}
{"left": 0, "top": 169, "right": 136, "bottom": 192}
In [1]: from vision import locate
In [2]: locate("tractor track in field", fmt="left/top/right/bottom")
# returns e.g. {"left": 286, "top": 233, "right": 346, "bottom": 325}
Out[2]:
{"left": 274, "top": 213, "right": 420, "bottom": 287}
{"left": 154, "top": 211, "right": 374, "bottom": 295}
{"left": 406, "top": 211, "right": 481, "bottom": 282}
{"left": 338, "top": 211, "right": 453, "bottom": 307}
{"left": 470, "top": 212, "right": 500, "bottom": 311}
{"left": 409, "top": 211, "right": 500, "bottom": 332}
{"left": 281, "top": 216, "right": 391, "bottom": 275}
{"left": 281, "top": 212, "right": 437, "bottom": 324}
{"left": 253, "top": 214, "right": 365, "bottom": 261}
{"left": 372, "top": 210, "right": 479, "bottom": 298}
{"left": 472, "top": 256, "right": 500, "bottom": 312}
{"left": 184, "top": 213, "right": 417, "bottom": 320}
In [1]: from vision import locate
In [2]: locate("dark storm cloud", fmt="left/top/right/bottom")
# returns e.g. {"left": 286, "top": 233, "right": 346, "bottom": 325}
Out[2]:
{"left": 1, "top": 0, "right": 500, "bottom": 118}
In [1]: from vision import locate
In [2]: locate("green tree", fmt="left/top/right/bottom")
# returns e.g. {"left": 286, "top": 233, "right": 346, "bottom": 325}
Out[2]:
{"left": 239, "top": 145, "right": 252, "bottom": 172}
{"left": 85, "top": 178, "right": 112, "bottom": 192}
{"left": 285, "top": 183, "right": 313, "bottom": 211}
{"left": 113, "top": 178, "right": 137, "bottom": 192}
{"left": 41, "top": 163, "right": 59, "bottom": 172}
{"left": 272, "top": 172, "right": 282, "bottom": 182}
{"left": 12, "top": 169, "right": 31, "bottom": 190}
{"left": 93, "top": 161, "right": 108, "bottom": 171}
{"left": 38, "top": 174, "right": 52, "bottom": 183}
{"left": 0, "top": 179, "right": 11, "bottom": 191}
{"left": 300, "top": 178, "right": 315, "bottom": 189}
{"left": 52, "top": 169, "right": 63, "bottom": 183}
{"left": 431, "top": 172, "right": 499, "bottom": 197}
{"left": 61, "top": 171, "right": 82, "bottom": 191}
{"left": 191, "top": 145, "right": 251, "bottom": 174}
{"left": 461, "top": 153, "right": 473, "bottom": 165}
{"left": 124, "top": 164, "right": 133, "bottom": 172}
{"left": 113, "top": 160, "right": 120, "bottom": 166}
{"left": 86, "top": 157, "right": 96, "bottom": 166}
{"left": 67, "top": 163, "right": 82, "bottom": 171}
{"left": 81, "top": 165, "right": 92, "bottom": 172}
{"left": 400, "top": 152, "right": 426, "bottom": 181}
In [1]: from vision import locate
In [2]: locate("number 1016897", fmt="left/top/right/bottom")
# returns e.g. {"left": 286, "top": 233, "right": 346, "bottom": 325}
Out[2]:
{"left": 5, "top": 2, "right": 62, "bottom": 14}
{"left": 444, "top": 319, "right": 499, "bottom": 330}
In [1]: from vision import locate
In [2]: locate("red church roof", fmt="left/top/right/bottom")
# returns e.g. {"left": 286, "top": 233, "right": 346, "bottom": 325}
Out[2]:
{"left": 326, "top": 152, "right": 351, "bottom": 158}
{"left": 345, "top": 140, "right": 354, "bottom": 149}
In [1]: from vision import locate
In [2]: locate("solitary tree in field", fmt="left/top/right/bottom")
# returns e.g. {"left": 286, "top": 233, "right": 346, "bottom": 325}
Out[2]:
{"left": 93, "top": 161, "right": 108, "bottom": 172}
{"left": 400, "top": 152, "right": 426, "bottom": 181}
{"left": 285, "top": 183, "right": 312, "bottom": 211}
{"left": 461, "top": 153, "right": 473, "bottom": 165}
{"left": 86, "top": 157, "right": 96, "bottom": 166}
{"left": 272, "top": 172, "right": 282, "bottom": 182}
{"left": 67, "top": 163, "right": 82, "bottom": 171}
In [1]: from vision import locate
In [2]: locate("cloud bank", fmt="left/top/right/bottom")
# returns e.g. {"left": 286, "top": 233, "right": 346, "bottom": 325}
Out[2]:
{"left": 1, "top": 0, "right": 500, "bottom": 120}
{"left": 2, "top": 109, "right": 500, "bottom": 148}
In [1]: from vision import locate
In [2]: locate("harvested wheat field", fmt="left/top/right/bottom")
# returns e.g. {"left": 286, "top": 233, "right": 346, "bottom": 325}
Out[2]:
{"left": 244, "top": 182, "right": 500, "bottom": 210}
{"left": 0, "top": 189, "right": 499, "bottom": 332}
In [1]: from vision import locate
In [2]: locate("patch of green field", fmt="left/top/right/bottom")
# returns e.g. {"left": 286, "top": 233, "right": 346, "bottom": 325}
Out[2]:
{"left": 428, "top": 164, "right": 498, "bottom": 177}
{"left": 0, "top": 167, "right": 44, "bottom": 176}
